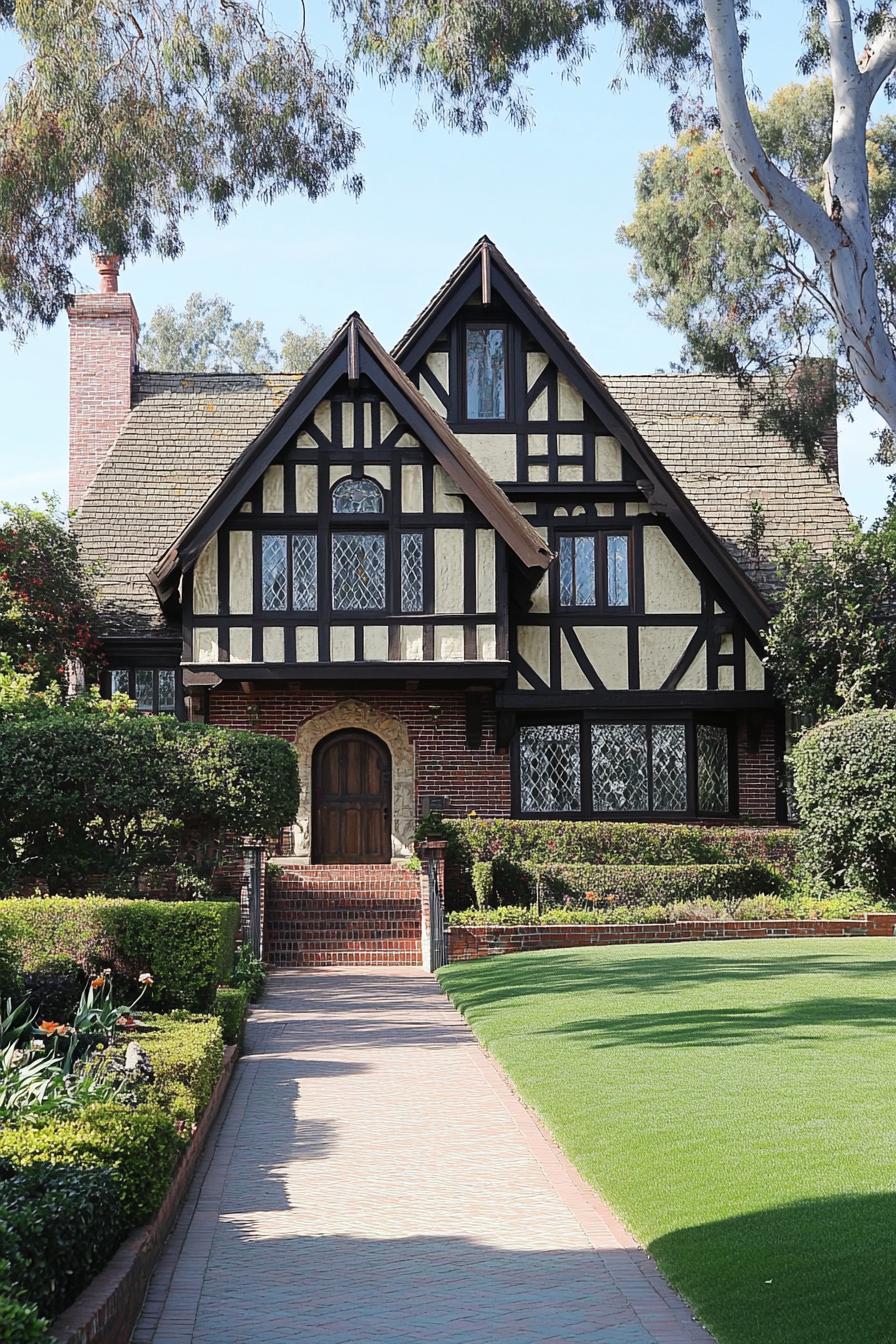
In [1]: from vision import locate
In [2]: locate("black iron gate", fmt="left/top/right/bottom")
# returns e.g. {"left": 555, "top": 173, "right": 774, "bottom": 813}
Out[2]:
{"left": 241, "top": 845, "right": 263, "bottom": 958}
{"left": 426, "top": 852, "right": 447, "bottom": 971}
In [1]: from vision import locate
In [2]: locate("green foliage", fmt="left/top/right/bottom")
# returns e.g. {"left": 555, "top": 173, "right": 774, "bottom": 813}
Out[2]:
{"left": 446, "top": 890, "right": 886, "bottom": 926}
{"left": 0, "top": 1103, "right": 181, "bottom": 1226}
{"left": 0, "top": 898, "right": 239, "bottom": 1011}
{"left": 618, "top": 77, "right": 896, "bottom": 465}
{"left": 0, "top": 497, "right": 101, "bottom": 690}
{"left": 792, "top": 710, "right": 896, "bottom": 897}
{"left": 766, "top": 521, "right": 896, "bottom": 721}
{"left": 133, "top": 1013, "right": 224, "bottom": 1127}
{"left": 19, "top": 956, "right": 81, "bottom": 1022}
{"left": 471, "top": 861, "right": 495, "bottom": 910}
{"left": 0, "top": 1163, "right": 127, "bottom": 1320}
{"left": 0, "top": 695, "right": 299, "bottom": 895}
{"left": 214, "top": 987, "right": 248, "bottom": 1047}
{"left": 230, "top": 942, "right": 266, "bottom": 1002}
{"left": 504, "top": 861, "right": 780, "bottom": 909}
{"left": 0, "top": 3, "right": 361, "bottom": 336}
{"left": 139, "top": 292, "right": 327, "bottom": 373}
{"left": 417, "top": 814, "right": 798, "bottom": 877}
{"left": 0, "top": 1295, "right": 50, "bottom": 1344}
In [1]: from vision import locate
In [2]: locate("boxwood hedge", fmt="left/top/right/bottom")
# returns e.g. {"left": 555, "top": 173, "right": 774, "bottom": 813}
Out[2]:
{"left": 471, "top": 859, "right": 779, "bottom": 908}
{"left": 0, "top": 898, "right": 239, "bottom": 1011}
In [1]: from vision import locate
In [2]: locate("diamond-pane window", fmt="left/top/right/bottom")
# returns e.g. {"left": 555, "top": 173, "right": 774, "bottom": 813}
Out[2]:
{"left": 400, "top": 532, "right": 424, "bottom": 613}
{"left": 110, "top": 669, "right": 129, "bottom": 696}
{"left": 291, "top": 534, "right": 317, "bottom": 611}
{"left": 466, "top": 327, "right": 506, "bottom": 419}
{"left": 261, "top": 535, "right": 287, "bottom": 611}
{"left": 135, "top": 668, "right": 154, "bottom": 712}
{"left": 591, "top": 723, "right": 649, "bottom": 812}
{"left": 697, "top": 723, "right": 730, "bottom": 813}
{"left": 652, "top": 723, "right": 687, "bottom": 811}
{"left": 606, "top": 534, "right": 629, "bottom": 607}
{"left": 331, "top": 477, "right": 384, "bottom": 514}
{"left": 519, "top": 724, "right": 581, "bottom": 813}
{"left": 158, "top": 670, "right": 176, "bottom": 714}
{"left": 332, "top": 533, "right": 386, "bottom": 610}
{"left": 558, "top": 535, "right": 596, "bottom": 607}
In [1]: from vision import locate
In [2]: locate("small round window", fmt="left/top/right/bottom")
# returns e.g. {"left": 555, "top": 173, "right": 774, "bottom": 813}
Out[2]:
{"left": 331, "top": 477, "right": 384, "bottom": 514}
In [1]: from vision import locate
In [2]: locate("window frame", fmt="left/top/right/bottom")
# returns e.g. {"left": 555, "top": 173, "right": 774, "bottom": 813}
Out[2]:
{"left": 556, "top": 528, "right": 634, "bottom": 612}
{"left": 462, "top": 321, "right": 509, "bottom": 422}
{"left": 330, "top": 529, "right": 389, "bottom": 614}
{"left": 512, "top": 712, "right": 737, "bottom": 821}
{"left": 259, "top": 530, "right": 319, "bottom": 613}
{"left": 106, "top": 666, "right": 180, "bottom": 716}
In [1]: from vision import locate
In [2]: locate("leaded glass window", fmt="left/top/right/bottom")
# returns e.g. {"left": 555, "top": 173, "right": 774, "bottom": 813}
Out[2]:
{"left": 652, "top": 723, "right": 687, "bottom": 812}
{"left": 559, "top": 535, "right": 596, "bottom": 607}
{"left": 698, "top": 723, "right": 730, "bottom": 813}
{"left": 606, "top": 534, "right": 629, "bottom": 607}
{"left": 331, "top": 477, "right": 384, "bottom": 514}
{"left": 291, "top": 534, "right": 317, "bottom": 611}
{"left": 519, "top": 724, "right": 581, "bottom": 813}
{"left": 400, "top": 532, "right": 424, "bottom": 613}
{"left": 261, "top": 534, "right": 288, "bottom": 611}
{"left": 135, "top": 668, "right": 154, "bottom": 712}
{"left": 110, "top": 669, "right": 129, "bottom": 696}
{"left": 591, "top": 723, "right": 649, "bottom": 812}
{"left": 158, "top": 670, "right": 176, "bottom": 714}
{"left": 466, "top": 327, "right": 506, "bottom": 419}
{"left": 332, "top": 533, "right": 386, "bottom": 611}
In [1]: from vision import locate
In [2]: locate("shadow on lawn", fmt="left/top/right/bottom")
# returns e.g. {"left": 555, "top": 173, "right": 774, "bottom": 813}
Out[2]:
{"left": 441, "top": 946, "right": 896, "bottom": 1015}
{"left": 548, "top": 994, "right": 896, "bottom": 1049}
{"left": 650, "top": 1191, "right": 896, "bottom": 1344}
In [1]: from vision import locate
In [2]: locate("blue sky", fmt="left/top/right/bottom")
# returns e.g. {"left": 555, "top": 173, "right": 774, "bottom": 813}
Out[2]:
{"left": 0, "top": 2, "right": 889, "bottom": 518}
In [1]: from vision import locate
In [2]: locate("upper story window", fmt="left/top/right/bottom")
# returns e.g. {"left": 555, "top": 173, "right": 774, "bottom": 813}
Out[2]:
{"left": 332, "top": 533, "right": 386, "bottom": 611}
{"left": 465, "top": 326, "right": 506, "bottom": 420}
{"left": 110, "top": 667, "right": 177, "bottom": 715}
{"left": 558, "top": 532, "right": 631, "bottom": 609}
{"left": 261, "top": 532, "right": 317, "bottom": 612}
{"left": 331, "top": 477, "right": 384, "bottom": 514}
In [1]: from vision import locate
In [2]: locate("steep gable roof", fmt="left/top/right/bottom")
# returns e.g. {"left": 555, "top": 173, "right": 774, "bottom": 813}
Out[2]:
{"left": 393, "top": 237, "right": 851, "bottom": 633}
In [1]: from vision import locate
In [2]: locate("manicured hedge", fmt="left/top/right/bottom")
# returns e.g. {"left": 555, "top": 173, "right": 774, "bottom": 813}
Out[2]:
{"left": 447, "top": 890, "right": 887, "bottom": 926}
{"left": 0, "top": 1104, "right": 181, "bottom": 1227}
{"left": 0, "top": 1295, "right": 49, "bottom": 1344}
{"left": 133, "top": 1013, "right": 224, "bottom": 1128}
{"left": 0, "top": 898, "right": 239, "bottom": 1010}
{"left": 478, "top": 859, "right": 780, "bottom": 908}
{"left": 0, "top": 1163, "right": 127, "bottom": 1320}
{"left": 417, "top": 815, "right": 798, "bottom": 875}
{"left": 214, "top": 986, "right": 249, "bottom": 1047}
{"left": 793, "top": 709, "right": 896, "bottom": 897}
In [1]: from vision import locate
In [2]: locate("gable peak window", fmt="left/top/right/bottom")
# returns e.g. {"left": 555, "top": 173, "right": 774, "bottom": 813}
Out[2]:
{"left": 331, "top": 477, "right": 384, "bottom": 514}
{"left": 558, "top": 532, "right": 630, "bottom": 610}
{"left": 465, "top": 325, "right": 506, "bottom": 420}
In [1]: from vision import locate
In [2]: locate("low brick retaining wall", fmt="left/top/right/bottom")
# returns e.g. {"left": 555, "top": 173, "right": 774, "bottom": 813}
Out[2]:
{"left": 448, "top": 913, "right": 896, "bottom": 961}
{"left": 49, "top": 1042, "right": 239, "bottom": 1344}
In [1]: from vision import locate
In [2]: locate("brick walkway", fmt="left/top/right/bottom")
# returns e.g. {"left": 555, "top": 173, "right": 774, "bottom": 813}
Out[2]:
{"left": 133, "top": 970, "right": 710, "bottom": 1344}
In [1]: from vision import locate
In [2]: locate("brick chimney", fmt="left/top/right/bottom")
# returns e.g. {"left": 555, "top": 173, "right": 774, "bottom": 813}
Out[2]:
{"left": 67, "top": 254, "right": 139, "bottom": 510}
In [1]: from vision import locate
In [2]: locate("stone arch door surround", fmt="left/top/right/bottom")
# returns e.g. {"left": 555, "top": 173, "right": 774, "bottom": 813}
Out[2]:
{"left": 293, "top": 700, "right": 415, "bottom": 861}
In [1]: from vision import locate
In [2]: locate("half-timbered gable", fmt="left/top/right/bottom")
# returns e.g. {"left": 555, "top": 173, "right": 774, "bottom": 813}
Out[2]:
{"left": 71, "top": 242, "right": 853, "bottom": 841}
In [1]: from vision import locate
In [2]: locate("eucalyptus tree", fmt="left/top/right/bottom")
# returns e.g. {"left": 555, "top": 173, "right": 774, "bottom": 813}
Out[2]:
{"left": 138, "top": 292, "right": 327, "bottom": 372}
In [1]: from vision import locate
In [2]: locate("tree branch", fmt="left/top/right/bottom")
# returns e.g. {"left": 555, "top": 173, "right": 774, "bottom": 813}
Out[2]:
{"left": 859, "top": 19, "right": 896, "bottom": 104}
{"left": 702, "top": 0, "right": 839, "bottom": 257}
{"left": 826, "top": 0, "right": 860, "bottom": 93}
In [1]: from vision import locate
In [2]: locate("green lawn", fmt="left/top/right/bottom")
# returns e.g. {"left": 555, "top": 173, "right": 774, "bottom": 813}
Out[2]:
{"left": 438, "top": 940, "right": 896, "bottom": 1344}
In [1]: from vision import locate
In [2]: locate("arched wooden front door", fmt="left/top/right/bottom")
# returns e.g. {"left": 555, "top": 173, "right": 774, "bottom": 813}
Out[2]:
{"left": 312, "top": 730, "right": 392, "bottom": 864}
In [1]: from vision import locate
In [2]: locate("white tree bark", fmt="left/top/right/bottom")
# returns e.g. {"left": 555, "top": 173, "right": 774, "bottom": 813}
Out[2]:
{"left": 702, "top": 0, "right": 896, "bottom": 432}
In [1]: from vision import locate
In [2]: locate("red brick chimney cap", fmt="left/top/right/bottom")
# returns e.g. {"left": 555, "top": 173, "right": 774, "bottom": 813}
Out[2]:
{"left": 94, "top": 254, "right": 121, "bottom": 295}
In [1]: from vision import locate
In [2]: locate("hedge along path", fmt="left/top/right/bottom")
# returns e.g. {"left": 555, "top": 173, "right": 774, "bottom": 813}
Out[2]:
{"left": 0, "top": 898, "right": 239, "bottom": 1010}
{"left": 134, "top": 969, "right": 709, "bottom": 1344}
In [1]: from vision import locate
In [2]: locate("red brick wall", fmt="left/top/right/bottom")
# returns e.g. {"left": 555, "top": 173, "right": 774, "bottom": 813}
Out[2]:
{"left": 449, "top": 913, "right": 896, "bottom": 961}
{"left": 68, "top": 291, "right": 139, "bottom": 509}
{"left": 736, "top": 712, "right": 779, "bottom": 822}
{"left": 207, "top": 686, "right": 512, "bottom": 821}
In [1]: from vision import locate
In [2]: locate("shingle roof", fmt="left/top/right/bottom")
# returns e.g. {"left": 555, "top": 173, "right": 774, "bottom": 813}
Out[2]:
{"left": 75, "top": 368, "right": 853, "bottom": 637}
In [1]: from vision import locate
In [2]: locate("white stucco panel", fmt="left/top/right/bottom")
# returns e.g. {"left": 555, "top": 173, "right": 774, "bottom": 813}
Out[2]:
{"left": 643, "top": 526, "right": 702, "bottom": 614}
{"left": 639, "top": 626, "right": 697, "bottom": 689}
{"left": 192, "top": 537, "right": 218, "bottom": 616}
{"left": 228, "top": 531, "right": 253, "bottom": 615}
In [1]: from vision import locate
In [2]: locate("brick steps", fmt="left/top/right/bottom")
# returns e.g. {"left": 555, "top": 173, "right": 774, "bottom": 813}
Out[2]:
{"left": 266, "top": 863, "right": 422, "bottom": 967}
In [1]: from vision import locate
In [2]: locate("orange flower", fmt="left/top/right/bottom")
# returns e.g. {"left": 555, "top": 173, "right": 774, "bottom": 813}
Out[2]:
{"left": 38, "top": 1020, "right": 70, "bottom": 1036}
{"left": 90, "top": 975, "right": 105, "bottom": 990}
{"left": 583, "top": 891, "right": 596, "bottom": 903}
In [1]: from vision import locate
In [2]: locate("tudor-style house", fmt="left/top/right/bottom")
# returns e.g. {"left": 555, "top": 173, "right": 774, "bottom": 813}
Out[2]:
{"left": 73, "top": 239, "right": 851, "bottom": 865}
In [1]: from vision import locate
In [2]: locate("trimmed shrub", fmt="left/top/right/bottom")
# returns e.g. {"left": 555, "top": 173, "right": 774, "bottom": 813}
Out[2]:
{"left": 132, "top": 1013, "right": 224, "bottom": 1129}
{"left": 0, "top": 1103, "right": 181, "bottom": 1226}
{"left": 0, "top": 1295, "right": 50, "bottom": 1344}
{"left": 0, "top": 898, "right": 239, "bottom": 1010}
{"left": 471, "top": 861, "right": 495, "bottom": 910}
{"left": 416, "top": 814, "right": 798, "bottom": 878}
{"left": 0, "top": 699, "right": 299, "bottom": 896}
{"left": 214, "top": 987, "right": 248, "bottom": 1047}
{"left": 793, "top": 709, "right": 896, "bottom": 896}
{"left": 20, "top": 956, "right": 82, "bottom": 1021}
{"left": 512, "top": 860, "right": 780, "bottom": 908}
{"left": 0, "top": 1162, "right": 127, "bottom": 1320}
{"left": 230, "top": 942, "right": 266, "bottom": 1001}
{"left": 446, "top": 891, "right": 888, "bottom": 926}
